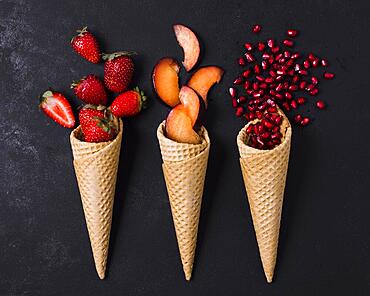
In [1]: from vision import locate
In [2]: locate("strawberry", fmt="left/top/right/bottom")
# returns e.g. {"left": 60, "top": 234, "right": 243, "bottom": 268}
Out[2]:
{"left": 71, "top": 74, "right": 107, "bottom": 105}
{"left": 71, "top": 27, "right": 101, "bottom": 64}
{"left": 39, "top": 90, "right": 75, "bottom": 128}
{"left": 79, "top": 105, "right": 118, "bottom": 143}
{"left": 110, "top": 87, "right": 147, "bottom": 117}
{"left": 103, "top": 51, "right": 136, "bottom": 93}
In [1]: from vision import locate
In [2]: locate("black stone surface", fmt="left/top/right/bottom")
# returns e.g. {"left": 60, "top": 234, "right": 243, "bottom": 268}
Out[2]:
{"left": 0, "top": 0, "right": 369, "bottom": 295}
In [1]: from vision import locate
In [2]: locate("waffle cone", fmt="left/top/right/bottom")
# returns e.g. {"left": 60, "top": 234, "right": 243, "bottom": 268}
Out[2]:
{"left": 237, "top": 112, "right": 292, "bottom": 283}
{"left": 70, "top": 119, "right": 123, "bottom": 279}
{"left": 157, "top": 121, "right": 210, "bottom": 281}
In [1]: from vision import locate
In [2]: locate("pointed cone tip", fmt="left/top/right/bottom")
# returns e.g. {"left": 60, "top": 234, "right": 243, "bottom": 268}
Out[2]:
{"left": 185, "top": 273, "right": 191, "bottom": 281}
{"left": 97, "top": 269, "right": 106, "bottom": 280}
{"left": 265, "top": 273, "right": 273, "bottom": 283}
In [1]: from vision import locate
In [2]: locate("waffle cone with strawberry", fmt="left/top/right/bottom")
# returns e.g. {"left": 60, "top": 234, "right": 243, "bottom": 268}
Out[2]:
{"left": 153, "top": 24, "right": 224, "bottom": 281}
{"left": 237, "top": 108, "right": 292, "bottom": 283}
{"left": 70, "top": 106, "right": 122, "bottom": 279}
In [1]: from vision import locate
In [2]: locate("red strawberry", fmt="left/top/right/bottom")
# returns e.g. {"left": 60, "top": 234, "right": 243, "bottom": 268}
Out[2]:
{"left": 71, "top": 74, "right": 107, "bottom": 105}
{"left": 79, "top": 105, "right": 118, "bottom": 143}
{"left": 39, "top": 90, "right": 75, "bottom": 128}
{"left": 103, "top": 51, "right": 136, "bottom": 93}
{"left": 110, "top": 87, "right": 147, "bottom": 117}
{"left": 71, "top": 27, "right": 101, "bottom": 64}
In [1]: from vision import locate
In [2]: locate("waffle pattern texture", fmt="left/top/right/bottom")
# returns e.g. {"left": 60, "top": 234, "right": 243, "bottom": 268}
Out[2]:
{"left": 237, "top": 113, "right": 291, "bottom": 283}
{"left": 70, "top": 119, "right": 123, "bottom": 279}
{"left": 157, "top": 121, "right": 210, "bottom": 281}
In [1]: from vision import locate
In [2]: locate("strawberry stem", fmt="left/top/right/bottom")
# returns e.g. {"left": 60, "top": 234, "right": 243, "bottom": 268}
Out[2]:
{"left": 102, "top": 51, "right": 137, "bottom": 61}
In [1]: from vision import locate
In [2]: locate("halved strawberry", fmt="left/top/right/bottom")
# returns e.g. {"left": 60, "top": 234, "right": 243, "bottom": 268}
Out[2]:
{"left": 39, "top": 90, "right": 75, "bottom": 128}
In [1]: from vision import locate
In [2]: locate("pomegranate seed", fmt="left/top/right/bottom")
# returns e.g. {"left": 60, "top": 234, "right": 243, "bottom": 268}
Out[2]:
{"left": 301, "top": 117, "right": 310, "bottom": 126}
{"left": 256, "top": 75, "right": 265, "bottom": 82}
{"left": 289, "top": 84, "right": 298, "bottom": 91}
{"left": 278, "top": 58, "right": 286, "bottom": 65}
{"left": 263, "top": 120, "right": 274, "bottom": 129}
{"left": 268, "top": 107, "right": 277, "bottom": 113}
{"left": 257, "top": 42, "right": 265, "bottom": 51}
{"left": 261, "top": 61, "right": 268, "bottom": 70}
{"left": 246, "top": 89, "right": 253, "bottom": 95}
{"left": 316, "top": 100, "right": 325, "bottom": 109}
{"left": 297, "top": 97, "right": 306, "bottom": 104}
{"left": 252, "top": 24, "right": 262, "bottom": 33}
{"left": 282, "top": 102, "right": 290, "bottom": 111}
{"left": 262, "top": 53, "right": 270, "bottom": 60}
{"left": 312, "top": 59, "right": 319, "bottom": 67}
{"left": 311, "top": 76, "right": 318, "bottom": 85}
{"left": 294, "top": 64, "right": 301, "bottom": 71}
{"left": 238, "top": 57, "right": 246, "bottom": 66}
{"left": 303, "top": 60, "right": 310, "bottom": 69}
{"left": 275, "top": 75, "right": 283, "bottom": 81}
{"left": 243, "top": 81, "right": 251, "bottom": 90}
{"left": 275, "top": 53, "right": 283, "bottom": 61}
{"left": 287, "top": 29, "right": 298, "bottom": 37}
{"left": 284, "top": 51, "right": 291, "bottom": 58}
{"left": 299, "top": 81, "right": 307, "bottom": 89}
{"left": 259, "top": 83, "right": 267, "bottom": 89}
{"left": 271, "top": 46, "right": 280, "bottom": 53}
{"left": 236, "top": 107, "right": 244, "bottom": 117}
{"left": 232, "top": 98, "right": 238, "bottom": 107}
{"left": 254, "top": 64, "right": 261, "bottom": 74}
{"left": 268, "top": 56, "right": 275, "bottom": 65}
{"left": 321, "top": 59, "right": 328, "bottom": 66}
{"left": 298, "top": 70, "right": 308, "bottom": 75}
{"left": 253, "top": 82, "right": 259, "bottom": 90}
{"left": 290, "top": 100, "right": 298, "bottom": 109}
{"left": 291, "top": 52, "right": 300, "bottom": 59}
{"left": 265, "top": 77, "right": 274, "bottom": 83}
{"left": 324, "top": 72, "right": 335, "bottom": 79}
{"left": 292, "top": 75, "right": 299, "bottom": 83}
{"left": 229, "top": 87, "right": 236, "bottom": 97}
{"left": 238, "top": 96, "right": 247, "bottom": 103}
{"left": 261, "top": 132, "right": 270, "bottom": 139}
{"left": 285, "top": 92, "right": 293, "bottom": 100}
{"left": 245, "top": 53, "right": 255, "bottom": 62}
{"left": 308, "top": 53, "right": 316, "bottom": 61}
{"left": 267, "top": 39, "right": 275, "bottom": 48}
{"left": 275, "top": 116, "right": 282, "bottom": 125}
{"left": 283, "top": 39, "right": 294, "bottom": 47}
{"left": 269, "top": 70, "right": 277, "bottom": 77}
{"left": 244, "top": 43, "right": 253, "bottom": 51}
{"left": 275, "top": 93, "right": 283, "bottom": 100}
{"left": 310, "top": 88, "right": 319, "bottom": 96}
{"left": 276, "top": 83, "right": 283, "bottom": 92}
{"left": 242, "top": 69, "right": 251, "bottom": 78}
{"left": 246, "top": 125, "right": 253, "bottom": 134}
{"left": 253, "top": 92, "right": 261, "bottom": 98}
{"left": 233, "top": 77, "right": 243, "bottom": 85}
{"left": 286, "top": 59, "right": 294, "bottom": 67}
{"left": 306, "top": 84, "right": 315, "bottom": 91}
{"left": 294, "top": 114, "right": 302, "bottom": 123}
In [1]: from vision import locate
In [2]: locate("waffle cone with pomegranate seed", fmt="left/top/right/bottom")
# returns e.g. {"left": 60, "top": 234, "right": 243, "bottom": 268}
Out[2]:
{"left": 70, "top": 119, "right": 123, "bottom": 279}
{"left": 237, "top": 110, "right": 291, "bottom": 283}
{"left": 157, "top": 121, "right": 210, "bottom": 281}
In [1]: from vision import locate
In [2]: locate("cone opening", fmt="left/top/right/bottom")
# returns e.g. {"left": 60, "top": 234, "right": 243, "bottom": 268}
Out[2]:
{"left": 157, "top": 121, "right": 210, "bottom": 163}
{"left": 237, "top": 110, "right": 291, "bottom": 155}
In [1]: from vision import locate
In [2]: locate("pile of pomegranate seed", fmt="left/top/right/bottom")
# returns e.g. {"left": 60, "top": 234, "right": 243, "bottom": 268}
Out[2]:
{"left": 230, "top": 25, "right": 335, "bottom": 127}
{"left": 246, "top": 111, "right": 283, "bottom": 150}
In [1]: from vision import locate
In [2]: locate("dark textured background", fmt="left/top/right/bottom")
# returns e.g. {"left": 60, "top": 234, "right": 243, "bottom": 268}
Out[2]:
{"left": 0, "top": 0, "right": 369, "bottom": 295}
